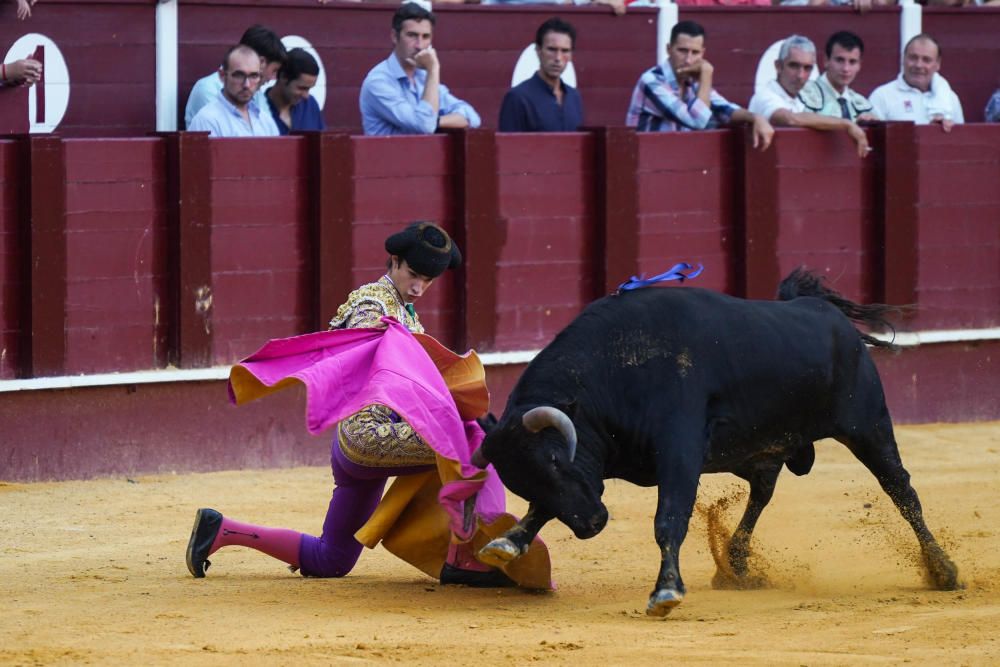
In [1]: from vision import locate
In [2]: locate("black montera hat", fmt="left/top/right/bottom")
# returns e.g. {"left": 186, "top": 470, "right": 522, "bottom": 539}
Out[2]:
{"left": 385, "top": 222, "right": 462, "bottom": 278}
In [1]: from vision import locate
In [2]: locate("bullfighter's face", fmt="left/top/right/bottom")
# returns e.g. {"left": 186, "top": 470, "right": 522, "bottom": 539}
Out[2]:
{"left": 483, "top": 422, "right": 608, "bottom": 539}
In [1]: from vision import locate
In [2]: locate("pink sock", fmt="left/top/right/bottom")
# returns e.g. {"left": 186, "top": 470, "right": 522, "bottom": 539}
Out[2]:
{"left": 447, "top": 540, "right": 490, "bottom": 572}
{"left": 210, "top": 517, "right": 302, "bottom": 568}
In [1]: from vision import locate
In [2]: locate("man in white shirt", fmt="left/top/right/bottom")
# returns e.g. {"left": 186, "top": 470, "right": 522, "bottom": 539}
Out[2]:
{"left": 188, "top": 45, "right": 279, "bottom": 138}
{"left": 869, "top": 34, "right": 964, "bottom": 132}
{"left": 184, "top": 25, "right": 286, "bottom": 129}
{"left": 749, "top": 34, "right": 870, "bottom": 158}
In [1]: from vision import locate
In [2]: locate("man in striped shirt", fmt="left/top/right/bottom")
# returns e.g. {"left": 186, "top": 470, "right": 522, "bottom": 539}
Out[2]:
{"left": 626, "top": 20, "right": 773, "bottom": 151}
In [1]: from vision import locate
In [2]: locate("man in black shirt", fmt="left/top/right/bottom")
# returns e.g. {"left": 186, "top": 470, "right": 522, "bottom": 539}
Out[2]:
{"left": 498, "top": 17, "right": 584, "bottom": 132}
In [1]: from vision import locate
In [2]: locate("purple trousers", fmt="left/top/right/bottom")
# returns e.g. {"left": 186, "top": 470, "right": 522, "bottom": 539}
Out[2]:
{"left": 298, "top": 435, "right": 433, "bottom": 577}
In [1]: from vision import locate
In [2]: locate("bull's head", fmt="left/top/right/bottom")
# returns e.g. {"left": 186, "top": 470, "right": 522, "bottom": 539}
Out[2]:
{"left": 472, "top": 406, "right": 608, "bottom": 539}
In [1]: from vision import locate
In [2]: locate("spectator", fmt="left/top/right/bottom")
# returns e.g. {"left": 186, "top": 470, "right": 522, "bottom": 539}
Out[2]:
{"left": 184, "top": 25, "right": 287, "bottom": 129}
{"left": 799, "top": 31, "right": 877, "bottom": 121}
{"left": 985, "top": 89, "right": 1000, "bottom": 122}
{"left": 626, "top": 20, "right": 774, "bottom": 150}
{"left": 869, "top": 34, "right": 964, "bottom": 132}
{"left": 482, "top": 0, "right": 627, "bottom": 15}
{"left": 188, "top": 44, "right": 279, "bottom": 137}
{"left": 498, "top": 17, "right": 583, "bottom": 132}
{"left": 266, "top": 48, "right": 326, "bottom": 134}
{"left": 1, "top": 57, "right": 42, "bottom": 86}
{"left": 749, "top": 35, "right": 870, "bottom": 158}
{"left": 359, "top": 2, "right": 480, "bottom": 135}
{"left": 15, "top": 0, "right": 35, "bottom": 20}
{"left": 778, "top": 0, "right": 893, "bottom": 12}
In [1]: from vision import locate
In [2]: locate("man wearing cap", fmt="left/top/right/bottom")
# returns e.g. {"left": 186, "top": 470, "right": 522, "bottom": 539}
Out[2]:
{"left": 186, "top": 222, "right": 517, "bottom": 588}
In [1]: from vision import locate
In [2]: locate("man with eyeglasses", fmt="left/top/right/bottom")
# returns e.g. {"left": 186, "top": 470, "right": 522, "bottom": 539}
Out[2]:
{"left": 184, "top": 24, "right": 286, "bottom": 129}
{"left": 189, "top": 44, "right": 279, "bottom": 137}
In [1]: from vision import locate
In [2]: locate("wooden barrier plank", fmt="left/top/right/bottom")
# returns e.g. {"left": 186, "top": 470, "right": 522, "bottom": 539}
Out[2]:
{"left": 162, "top": 132, "right": 213, "bottom": 368}
{"left": 0, "top": 141, "right": 24, "bottom": 379}
{"left": 451, "top": 128, "right": 499, "bottom": 351}
{"left": 16, "top": 136, "right": 68, "bottom": 378}
{"left": 591, "top": 127, "right": 638, "bottom": 296}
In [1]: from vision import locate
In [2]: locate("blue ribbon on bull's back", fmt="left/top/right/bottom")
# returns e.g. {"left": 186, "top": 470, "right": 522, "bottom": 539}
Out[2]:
{"left": 616, "top": 263, "right": 704, "bottom": 294}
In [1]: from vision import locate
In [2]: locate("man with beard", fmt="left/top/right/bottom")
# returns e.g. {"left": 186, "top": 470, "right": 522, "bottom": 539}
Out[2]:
{"left": 188, "top": 44, "right": 279, "bottom": 137}
{"left": 799, "top": 31, "right": 877, "bottom": 121}
{"left": 360, "top": 2, "right": 480, "bottom": 136}
{"left": 749, "top": 34, "right": 870, "bottom": 158}
{"left": 498, "top": 18, "right": 584, "bottom": 132}
{"left": 625, "top": 21, "right": 773, "bottom": 151}
{"left": 869, "top": 34, "right": 964, "bottom": 132}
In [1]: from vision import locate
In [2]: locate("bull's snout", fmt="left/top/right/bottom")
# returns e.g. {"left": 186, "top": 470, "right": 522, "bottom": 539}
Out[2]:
{"left": 570, "top": 506, "right": 609, "bottom": 539}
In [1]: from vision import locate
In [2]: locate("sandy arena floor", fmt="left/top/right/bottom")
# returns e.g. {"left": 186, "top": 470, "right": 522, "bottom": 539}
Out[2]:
{"left": 2, "top": 422, "right": 999, "bottom": 665}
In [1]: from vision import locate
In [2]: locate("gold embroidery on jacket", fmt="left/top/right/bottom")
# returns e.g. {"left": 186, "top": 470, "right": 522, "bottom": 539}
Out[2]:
{"left": 338, "top": 404, "right": 436, "bottom": 467}
{"left": 328, "top": 276, "right": 424, "bottom": 334}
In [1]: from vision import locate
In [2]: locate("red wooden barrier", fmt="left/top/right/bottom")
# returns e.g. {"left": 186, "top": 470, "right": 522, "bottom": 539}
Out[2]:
{"left": 494, "top": 132, "right": 597, "bottom": 351}
{"left": 636, "top": 130, "right": 738, "bottom": 295}
{"left": 0, "top": 86, "right": 29, "bottom": 134}
{"left": 208, "top": 137, "right": 311, "bottom": 364}
{"left": 913, "top": 124, "right": 1000, "bottom": 330}
{"left": 63, "top": 138, "right": 168, "bottom": 374}
{"left": 0, "top": 140, "right": 22, "bottom": 379}
{"left": 2, "top": 125, "right": 999, "bottom": 380}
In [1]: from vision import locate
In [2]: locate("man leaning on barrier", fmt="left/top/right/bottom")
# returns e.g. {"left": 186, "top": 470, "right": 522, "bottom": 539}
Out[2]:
{"left": 869, "top": 34, "right": 964, "bottom": 132}
{"left": 749, "top": 34, "right": 870, "bottom": 158}
{"left": 359, "top": 2, "right": 481, "bottom": 136}
{"left": 625, "top": 20, "right": 773, "bottom": 151}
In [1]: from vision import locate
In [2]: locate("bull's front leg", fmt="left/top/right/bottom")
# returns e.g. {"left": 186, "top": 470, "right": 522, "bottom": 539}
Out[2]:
{"left": 648, "top": 443, "right": 701, "bottom": 617}
{"left": 478, "top": 504, "right": 554, "bottom": 568}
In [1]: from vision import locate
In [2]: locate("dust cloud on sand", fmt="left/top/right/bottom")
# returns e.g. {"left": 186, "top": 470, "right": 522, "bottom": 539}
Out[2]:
{"left": 2, "top": 422, "right": 999, "bottom": 665}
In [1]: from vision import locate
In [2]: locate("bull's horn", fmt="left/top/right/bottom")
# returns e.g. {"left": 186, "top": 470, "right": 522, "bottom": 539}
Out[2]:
{"left": 522, "top": 406, "right": 577, "bottom": 462}
{"left": 470, "top": 446, "right": 489, "bottom": 469}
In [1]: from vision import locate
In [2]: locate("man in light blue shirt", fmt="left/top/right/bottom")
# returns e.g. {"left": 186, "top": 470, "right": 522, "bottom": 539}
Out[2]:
{"left": 184, "top": 24, "right": 286, "bottom": 129}
{"left": 359, "top": 3, "right": 480, "bottom": 136}
{"left": 188, "top": 45, "right": 279, "bottom": 138}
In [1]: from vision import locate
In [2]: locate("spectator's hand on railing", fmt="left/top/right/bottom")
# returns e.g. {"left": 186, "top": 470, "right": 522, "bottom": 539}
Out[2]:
{"left": 16, "top": 0, "right": 36, "bottom": 20}
{"left": 846, "top": 122, "right": 872, "bottom": 158}
{"left": 592, "top": 0, "right": 627, "bottom": 15}
{"left": 856, "top": 113, "right": 879, "bottom": 123}
{"left": 751, "top": 115, "right": 775, "bottom": 152}
{"left": 2, "top": 58, "right": 42, "bottom": 85}
{"left": 852, "top": 0, "right": 872, "bottom": 13}
{"left": 930, "top": 115, "right": 954, "bottom": 133}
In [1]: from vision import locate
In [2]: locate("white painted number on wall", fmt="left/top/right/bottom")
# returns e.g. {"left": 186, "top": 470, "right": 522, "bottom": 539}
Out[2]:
{"left": 5, "top": 34, "right": 69, "bottom": 134}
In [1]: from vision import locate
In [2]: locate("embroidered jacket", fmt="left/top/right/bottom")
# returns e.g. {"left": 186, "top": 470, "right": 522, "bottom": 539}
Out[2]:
{"left": 329, "top": 275, "right": 435, "bottom": 467}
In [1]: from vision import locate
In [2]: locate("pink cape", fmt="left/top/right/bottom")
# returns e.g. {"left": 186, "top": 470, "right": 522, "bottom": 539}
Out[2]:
{"left": 227, "top": 318, "right": 506, "bottom": 540}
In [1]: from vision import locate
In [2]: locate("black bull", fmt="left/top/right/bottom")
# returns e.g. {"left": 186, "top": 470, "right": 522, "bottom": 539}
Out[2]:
{"left": 472, "top": 269, "right": 960, "bottom": 616}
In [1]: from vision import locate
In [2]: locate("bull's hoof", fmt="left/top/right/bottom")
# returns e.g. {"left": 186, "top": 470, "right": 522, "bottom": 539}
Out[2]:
{"left": 711, "top": 568, "right": 770, "bottom": 590}
{"left": 646, "top": 589, "right": 684, "bottom": 617}
{"left": 478, "top": 537, "right": 524, "bottom": 568}
{"left": 922, "top": 545, "right": 962, "bottom": 591}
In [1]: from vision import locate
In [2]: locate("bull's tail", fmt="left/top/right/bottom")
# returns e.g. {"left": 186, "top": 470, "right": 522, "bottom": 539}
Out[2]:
{"left": 777, "top": 267, "right": 899, "bottom": 349}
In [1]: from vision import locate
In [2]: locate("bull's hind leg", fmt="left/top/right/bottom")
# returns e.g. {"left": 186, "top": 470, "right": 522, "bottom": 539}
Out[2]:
{"left": 838, "top": 414, "right": 960, "bottom": 590}
{"left": 712, "top": 463, "right": 781, "bottom": 590}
